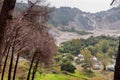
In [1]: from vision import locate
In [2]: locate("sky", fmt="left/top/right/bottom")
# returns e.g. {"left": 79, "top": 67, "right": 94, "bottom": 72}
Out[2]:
{"left": 48, "top": 0, "right": 113, "bottom": 13}
{"left": 17, "top": 0, "right": 113, "bottom": 13}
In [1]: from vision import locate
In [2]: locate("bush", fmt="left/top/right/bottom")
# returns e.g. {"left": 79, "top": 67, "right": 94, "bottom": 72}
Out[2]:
{"left": 60, "top": 62, "right": 76, "bottom": 73}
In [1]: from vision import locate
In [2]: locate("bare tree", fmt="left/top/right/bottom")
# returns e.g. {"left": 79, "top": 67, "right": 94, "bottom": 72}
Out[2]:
{"left": 1, "top": 0, "right": 56, "bottom": 80}
{"left": 31, "top": 57, "right": 40, "bottom": 80}
{"left": 0, "top": 0, "right": 16, "bottom": 72}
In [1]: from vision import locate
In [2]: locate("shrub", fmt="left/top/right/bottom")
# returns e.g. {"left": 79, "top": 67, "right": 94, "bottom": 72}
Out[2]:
{"left": 60, "top": 62, "right": 76, "bottom": 73}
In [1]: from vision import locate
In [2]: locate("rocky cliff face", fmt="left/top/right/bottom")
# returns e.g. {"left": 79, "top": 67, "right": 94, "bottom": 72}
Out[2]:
{"left": 15, "top": 3, "right": 120, "bottom": 31}
{"left": 49, "top": 6, "right": 120, "bottom": 31}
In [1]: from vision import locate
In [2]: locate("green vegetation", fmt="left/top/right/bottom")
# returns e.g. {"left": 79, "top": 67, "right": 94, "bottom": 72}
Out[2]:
{"left": 61, "top": 61, "right": 76, "bottom": 73}
{"left": 81, "top": 48, "right": 93, "bottom": 70}
{"left": 58, "top": 35, "right": 118, "bottom": 57}
{"left": 59, "top": 26, "right": 93, "bottom": 35}
{"left": 23, "top": 36, "right": 119, "bottom": 80}
{"left": 0, "top": 35, "right": 116, "bottom": 80}
{"left": 0, "top": 70, "right": 112, "bottom": 80}
{"left": 58, "top": 35, "right": 118, "bottom": 78}
{"left": 76, "top": 31, "right": 93, "bottom": 35}
{"left": 35, "top": 71, "right": 88, "bottom": 80}
{"left": 58, "top": 39, "right": 81, "bottom": 55}
{"left": 97, "top": 53, "right": 110, "bottom": 70}
{"left": 37, "top": 74, "right": 68, "bottom": 80}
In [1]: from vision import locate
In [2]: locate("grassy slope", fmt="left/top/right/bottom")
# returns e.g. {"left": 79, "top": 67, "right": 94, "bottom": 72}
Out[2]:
{"left": 0, "top": 72, "right": 111, "bottom": 80}
{"left": 35, "top": 71, "right": 88, "bottom": 80}
{"left": 0, "top": 60, "right": 113, "bottom": 80}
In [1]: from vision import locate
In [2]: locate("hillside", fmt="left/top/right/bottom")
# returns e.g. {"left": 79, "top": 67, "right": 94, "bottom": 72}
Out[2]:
{"left": 15, "top": 3, "right": 120, "bottom": 31}
{"left": 49, "top": 6, "right": 120, "bottom": 31}
{"left": 15, "top": 3, "right": 120, "bottom": 45}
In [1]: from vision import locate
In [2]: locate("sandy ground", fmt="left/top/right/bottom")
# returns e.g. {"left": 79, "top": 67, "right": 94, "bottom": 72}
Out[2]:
{"left": 54, "top": 29, "right": 120, "bottom": 46}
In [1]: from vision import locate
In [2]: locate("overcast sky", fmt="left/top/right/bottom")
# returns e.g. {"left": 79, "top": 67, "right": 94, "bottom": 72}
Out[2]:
{"left": 17, "top": 0, "right": 113, "bottom": 13}
{"left": 48, "top": 0, "right": 113, "bottom": 13}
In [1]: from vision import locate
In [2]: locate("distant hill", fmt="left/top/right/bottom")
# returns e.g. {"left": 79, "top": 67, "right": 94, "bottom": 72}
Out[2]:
{"left": 15, "top": 3, "right": 120, "bottom": 31}
{"left": 49, "top": 6, "right": 120, "bottom": 31}
{"left": 15, "top": 3, "right": 120, "bottom": 45}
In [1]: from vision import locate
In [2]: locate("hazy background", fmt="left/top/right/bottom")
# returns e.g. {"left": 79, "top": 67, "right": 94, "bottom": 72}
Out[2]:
{"left": 17, "top": 0, "right": 113, "bottom": 13}
{"left": 47, "top": 0, "right": 112, "bottom": 13}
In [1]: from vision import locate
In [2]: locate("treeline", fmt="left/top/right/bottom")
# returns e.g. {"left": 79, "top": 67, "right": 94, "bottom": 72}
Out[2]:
{"left": 58, "top": 35, "right": 118, "bottom": 58}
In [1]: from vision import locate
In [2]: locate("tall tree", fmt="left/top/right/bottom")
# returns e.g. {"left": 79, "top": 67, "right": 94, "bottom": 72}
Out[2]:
{"left": 114, "top": 38, "right": 120, "bottom": 80}
{"left": 0, "top": 0, "right": 16, "bottom": 72}
{"left": 111, "top": 0, "right": 120, "bottom": 80}
{"left": 97, "top": 52, "right": 109, "bottom": 70}
{"left": 81, "top": 48, "right": 93, "bottom": 70}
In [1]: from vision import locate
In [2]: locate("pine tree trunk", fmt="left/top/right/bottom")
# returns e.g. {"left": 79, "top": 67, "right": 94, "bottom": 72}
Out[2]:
{"left": 8, "top": 42, "right": 15, "bottom": 80}
{"left": 114, "top": 38, "right": 120, "bottom": 80}
{"left": 8, "top": 26, "right": 19, "bottom": 80}
{"left": 13, "top": 53, "right": 20, "bottom": 80}
{"left": 0, "top": 0, "right": 16, "bottom": 72}
{"left": 32, "top": 59, "right": 39, "bottom": 80}
{"left": 1, "top": 44, "right": 11, "bottom": 80}
{"left": 27, "top": 52, "right": 36, "bottom": 80}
